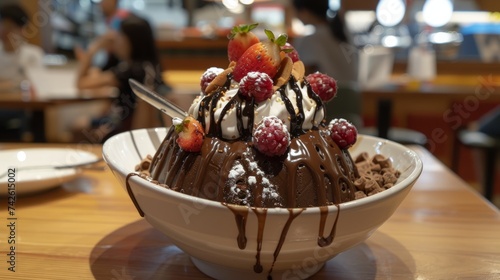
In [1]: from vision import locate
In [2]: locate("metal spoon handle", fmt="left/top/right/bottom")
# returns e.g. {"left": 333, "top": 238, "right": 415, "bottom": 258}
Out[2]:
{"left": 129, "top": 79, "right": 188, "bottom": 119}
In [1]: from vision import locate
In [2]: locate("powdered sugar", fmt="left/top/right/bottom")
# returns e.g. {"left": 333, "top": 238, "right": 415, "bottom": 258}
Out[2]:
{"left": 248, "top": 176, "right": 257, "bottom": 185}
{"left": 228, "top": 163, "right": 245, "bottom": 180}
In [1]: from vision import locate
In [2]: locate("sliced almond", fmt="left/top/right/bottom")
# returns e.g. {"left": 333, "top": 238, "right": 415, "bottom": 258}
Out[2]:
{"left": 292, "top": 60, "right": 305, "bottom": 82}
{"left": 273, "top": 56, "right": 293, "bottom": 91}
{"left": 205, "top": 65, "right": 235, "bottom": 95}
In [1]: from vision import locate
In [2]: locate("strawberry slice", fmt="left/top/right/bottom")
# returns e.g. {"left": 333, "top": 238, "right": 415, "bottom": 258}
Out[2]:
{"left": 227, "top": 23, "right": 260, "bottom": 62}
{"left": 232, "top": 29, "right": 288, "bottom": 82}
{"left": 174, "top": 116, "right": 205, "bottom": 152}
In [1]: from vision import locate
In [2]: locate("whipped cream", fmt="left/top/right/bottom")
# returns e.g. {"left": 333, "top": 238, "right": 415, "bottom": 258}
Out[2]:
{"left": 188, "top": 81, "right": 325, "bottom": 139}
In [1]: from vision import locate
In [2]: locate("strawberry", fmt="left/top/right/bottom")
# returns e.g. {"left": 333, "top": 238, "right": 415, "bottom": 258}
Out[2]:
{"left": 227, "top": 23, "right": 260, "bottom": 62}
{"left": 232, "top": 29, "right": 288, "bottom": 82}
{"left": 174, "top": 116, "right": 204, "bottom": 152}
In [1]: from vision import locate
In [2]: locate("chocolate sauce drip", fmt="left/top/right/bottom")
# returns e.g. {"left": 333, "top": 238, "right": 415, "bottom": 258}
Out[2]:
{"left": 252, "top": 207, "right": 268, "bottom": 273}
{"left": 125, "top": 173, "right": 145, "bottom": 217}
{"left": 289, "top": 78, "right": 305, "bottom": 133}
{"left": 218, "top": 94, "right": 240, "bottom": 139}
{"left": 209, "top": 91, "right": 222, "bottom": 137}
{"left": 318, "top": 204, "right": 341, "bottom": 247}
{"left": 149, "top": 139, "right": 166, "bottom": 180}
{"left": 242, "top": 97, "right": 255, "bottom": 139}
{"left": 267, "top": 208, "right": 305, "bottom": 278}
{"left": 304, "top": 80, "right": 326, "bottom": 128}
{"left": 196, "top": 94, "right": 213, "bottom": 129}
{"left": 235, "top": 93, "right": 245, "bottom": 138}
{"left": 278, "top": 87, "right": 299, "bottom": 135}
{"left": 284, "top": 130, "right": 356, "bottom": 206}
{"left": 198, "top": 71, "right": 232, "bottom": 132}
{"left": 165, "top": 151, "right": 188, "bottom": 188}
{"left": 224, "top": 203, "right": 249, "bottom": 249}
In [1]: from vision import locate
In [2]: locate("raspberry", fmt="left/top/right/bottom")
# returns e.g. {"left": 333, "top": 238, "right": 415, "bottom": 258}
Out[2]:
{"left": 239, "top": 72, "right": 274, "bottom": 103}
{"left": 282, "top": 42, "right": 300, "bottom": 62}
{"left": 329, "top": 118, "right": 357, "bottom": 149}
{"left": 305, "top": 72, "right": 337, "bottom": 102}
{"left": 200, "top": 67, "right": 224, "bottom": 94}
{"left": 253, "top": 116, "right": 290, "bottom": 157}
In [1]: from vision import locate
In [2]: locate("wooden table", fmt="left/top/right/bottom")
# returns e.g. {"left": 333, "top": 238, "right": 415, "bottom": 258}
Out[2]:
{"left": 0, "top": 87, "right": 116, "bottom": 142}
{"left": 1, "top": 143, "right": 499, "bottom": 279}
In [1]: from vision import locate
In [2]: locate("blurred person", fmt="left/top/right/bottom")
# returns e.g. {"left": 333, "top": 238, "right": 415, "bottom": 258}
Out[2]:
{"left": 75, "top": 14, "right": 167, "bottom": 143}
{"left": 97, "top": 0, "right": 130, "bottom": 70}
{"left": 292, "top": 0, "right": 357, "bottom": 84}
{"left": 73, "top": 0, "right": 130, "bottom": 71}
{"left": 100, "top": 0, "right": 129, "bottom": 31}
{"left": 0, "top": 2, "right": 43, "bottom": 83}
{"left": 292, "top": 0, "right": 361, "bottom": 128}
{"left": 0, "top": 2, "right": 43, "bottom": 141}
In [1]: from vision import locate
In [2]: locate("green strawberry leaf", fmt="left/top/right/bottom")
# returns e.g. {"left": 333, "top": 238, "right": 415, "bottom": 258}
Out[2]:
{"left": 275, "top": 33, "right": 288, "bottom": 47}
{"left": 282, "top": 48, "right": 294, "bottom": 53}
{"left": 173, "top": 117, "right": 186, "bottom": 134}
{"left": 229, "top": 23, "right": 259, "bottom": 39}
{"left": 245, "top": 23, "right": 258, "bottom": 32}
{"left": 264, "top": 29, "right": 275, "bottom": 41}
{"left": 175, "top": 124, "right": 183, "bottom": 134}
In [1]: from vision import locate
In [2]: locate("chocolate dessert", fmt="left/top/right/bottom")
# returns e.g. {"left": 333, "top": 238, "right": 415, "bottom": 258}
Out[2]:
{"left": 148, "top": 78, "right": 358, "bottom": 208}
{"left": 142, "top": 26, "right": 399, "bottom": 208}
{"left": 126, "top": 24, "right": 403, "bottom": 279}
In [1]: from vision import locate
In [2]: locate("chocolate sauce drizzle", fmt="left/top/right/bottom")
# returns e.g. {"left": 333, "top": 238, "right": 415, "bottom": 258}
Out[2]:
{"left": 196, "top": 74, "right": 324, "bottom": 141}
{"left": 267, "top": 208, "right": 304, "bottom": 278}
{"left": 224, "top": 203, "right": 249, "bottom": 249}
{"left": 318, "top": 205, "right": 341, "bottom": 247}
{"left": 220, "top": 204, "right": 340, "bottom": 278}
{"left": 304, "top": 79, "right": 326, "bottom": 125}
{"left": 252, "top": 207, "right": 267, "bottom": 273}
{"left": 125, "top": 173, "right": 145, "bottom": 217}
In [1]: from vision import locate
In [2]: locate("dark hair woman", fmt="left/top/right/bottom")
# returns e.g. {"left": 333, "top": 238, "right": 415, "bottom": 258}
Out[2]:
{"left": 291, "top": 0, "right": 357, "bottom": 84}
{"left": 76, "top": 14, "right": 167, "bottom": 142}
{"left": 292, "top": 0, "right": 349, "bottom": 43}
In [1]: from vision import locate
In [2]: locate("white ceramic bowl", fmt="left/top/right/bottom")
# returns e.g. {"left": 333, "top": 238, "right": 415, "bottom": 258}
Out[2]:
{"left": 103, "top": 128, "right": 422, "bottom": 280}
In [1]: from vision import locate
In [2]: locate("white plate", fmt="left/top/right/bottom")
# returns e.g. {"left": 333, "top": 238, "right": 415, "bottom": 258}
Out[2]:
{"left": 0, "top": 148, "right": 99, "bottom": 196}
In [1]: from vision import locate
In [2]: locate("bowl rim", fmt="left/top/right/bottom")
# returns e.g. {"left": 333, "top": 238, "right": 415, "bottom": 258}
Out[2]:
{"left": 103, "top": 128, "right": 423, "bottom": 215}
